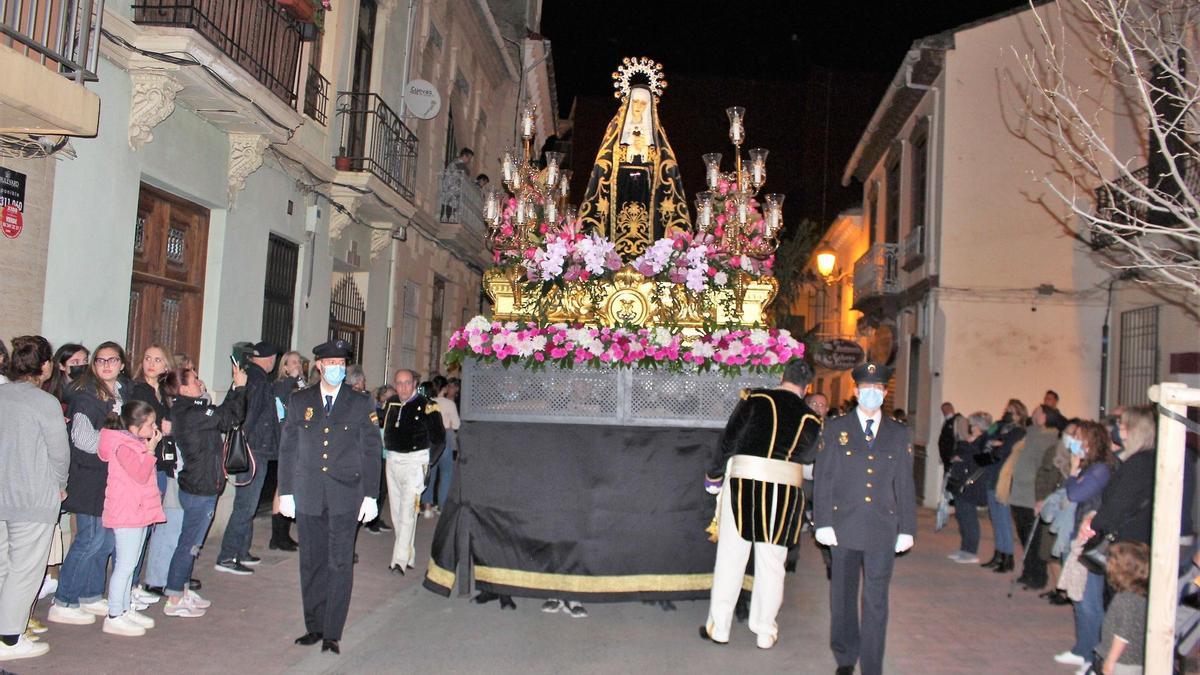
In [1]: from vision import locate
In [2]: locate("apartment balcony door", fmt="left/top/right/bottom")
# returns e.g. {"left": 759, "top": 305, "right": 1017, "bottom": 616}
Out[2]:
{"left": 329, "top": 274, "right": 365, "bottom": 364}
{"left": 344, "top": 0, "right": 376, "bottom": 162}
{"left": 127, "top": 184, "right": 209, "bottom": 363}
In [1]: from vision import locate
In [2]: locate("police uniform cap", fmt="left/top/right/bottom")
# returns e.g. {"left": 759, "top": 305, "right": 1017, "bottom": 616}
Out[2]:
{"left": 851, "top": 361, "right": 892, "bottom": 385}
{"left": 313, "top": 339, "right": 353, "bottom": 359}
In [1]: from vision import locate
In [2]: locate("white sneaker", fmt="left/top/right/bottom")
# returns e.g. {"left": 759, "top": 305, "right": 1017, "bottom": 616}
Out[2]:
{"left": 1074, "top": 663, "right": 1092, "bottom": 675}
{"left": 102, "top": 613, "right": 146, "bottom": 637}
{"left": 756, "top": 633, "right": 778, "bottom": 649}
{"left": 421, "top": 507, "right": 434, "bottom": 520}
{"left": 0, "top": 635, "right": 50, "bottom": 660}
{"left": 1053, "top": 651, "right": 1087, "bottom": 666}
{"left": 947, "top": 551, "right": 964, "bottom": 560}
{"left": 79, "top": 598, "right": 108, "bottom": 616}
{"left": 37, "top": 575, "right": 57, "bottom": 600}
{"left": 563, "top": 601, "right": 588, "bottom": 618}
{"left": 183, "top": 589, "right": 211, "bottom": 609}
{"left": 131, "top": 586, "right": 161, "bottom": 605}
{"left": 953, "top": 552, "right": 980, "bottom": 564}
{"left": 541, "top": 599, "right": 564, "bottom": 613}
{"left": 47, "top": 603, "right": 96, "bottom": 625}
{"left": 163, "top": 598, "right": 205, "bottom": 618}
{"left": 125, "top": 610, "right": 156, "bottom": 629}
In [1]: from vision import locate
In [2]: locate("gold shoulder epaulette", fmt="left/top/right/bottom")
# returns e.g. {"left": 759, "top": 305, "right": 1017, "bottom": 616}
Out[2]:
{"left": 739, "top": 388, "right": 751, "bottom": 400}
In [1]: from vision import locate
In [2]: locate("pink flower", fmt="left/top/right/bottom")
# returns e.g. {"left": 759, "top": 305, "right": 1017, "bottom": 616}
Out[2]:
{"left": 534, "top": 353, "right": 545, "bottom": 362}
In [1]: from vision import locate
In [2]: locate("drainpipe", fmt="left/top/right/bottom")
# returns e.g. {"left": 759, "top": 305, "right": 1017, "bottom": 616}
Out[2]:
{"left": 397, "top": 0, "right": 418, "bottom": 118}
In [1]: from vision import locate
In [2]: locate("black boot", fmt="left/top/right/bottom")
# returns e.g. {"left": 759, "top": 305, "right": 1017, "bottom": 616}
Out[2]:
{"left": 980, "top": 551, "right": 1002, "bottom": 568}
{"left": 993, "top": 554, "right": 1014, "bottom": 573}
{"left": 269, "top": 514, "right": 299, "bottom": 551}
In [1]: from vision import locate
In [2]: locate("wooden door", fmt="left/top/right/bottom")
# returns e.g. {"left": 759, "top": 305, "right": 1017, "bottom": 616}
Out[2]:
{"left": 127, "top": 184, "right": 209, "bottom": 364}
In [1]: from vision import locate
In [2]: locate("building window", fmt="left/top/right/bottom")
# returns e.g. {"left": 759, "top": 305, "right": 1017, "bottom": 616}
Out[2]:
{"left": 262, "top": 234, "right": 300, "bottom": 351}
{"left": 400, "top": 281, "right": 420, "bottom": 370}
{"left": 329, "top": 274, "right": 366, "bottom": 364}
{"left": 454, "top": 68, "right": 470, "bottom": 96}
{"left": 885, "top": 153, "right": 901, "bottom": 244}
{"left": 428, "top": 276, "right": 446, "bottom": 376}
{"left": 427, "top": 22, "right": 443, "bottom": 50}
{"left": 866, "top": 184, "right": 878, "bottom": 245}
{"left": 910, "top": 120, "right": 928, "bottom": 235}
{"left": 1118, "top": 305, "right": 1159, "bottom": 405}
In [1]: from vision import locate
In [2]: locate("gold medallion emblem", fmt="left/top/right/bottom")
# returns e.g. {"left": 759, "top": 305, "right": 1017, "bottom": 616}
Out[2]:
{"left": 304, "top": 407, "right": 314, "bottom": 421}
{"left": 838, "top": 431, "right": 849, "bottom": 446}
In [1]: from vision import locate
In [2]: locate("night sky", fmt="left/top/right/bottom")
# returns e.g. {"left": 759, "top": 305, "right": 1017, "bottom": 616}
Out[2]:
{"left": 542, "top": 0, "right": 1030, "bottom": 228}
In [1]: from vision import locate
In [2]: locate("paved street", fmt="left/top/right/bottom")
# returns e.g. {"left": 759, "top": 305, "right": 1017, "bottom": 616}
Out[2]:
{"left": 19, "top": 509, "right": 1073, "bottom": 674}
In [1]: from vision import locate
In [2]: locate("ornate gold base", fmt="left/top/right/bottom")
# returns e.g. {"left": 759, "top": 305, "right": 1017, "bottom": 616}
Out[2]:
{"left": 484, "top": 265, "right": 778, "bottom": 329}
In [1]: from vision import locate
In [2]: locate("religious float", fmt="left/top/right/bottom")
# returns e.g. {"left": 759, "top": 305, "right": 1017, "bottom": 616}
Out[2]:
{"left": 424, "top": 58, "right": 801, "bottom": 601}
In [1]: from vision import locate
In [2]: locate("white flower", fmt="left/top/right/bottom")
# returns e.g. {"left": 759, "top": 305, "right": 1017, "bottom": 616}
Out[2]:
{"left": 652, "top": 327, "right": 672, "bottom": 347}
{"left": 713, "top": 271, "right": 728, "bottom": 286}
{"left": 685, "top": 267, "right": 707, "bottom": 292}
{"left": 587, "top": 338, "right": 605, "bottom": 356}
{"left": 748, "top": 329, "right": 771, "bottom": 346}
{"left": 466, "top": 315, "right": 492, "bottom": 333}
{"left": 690, "top": 342, "right": 716, "bottom": 358}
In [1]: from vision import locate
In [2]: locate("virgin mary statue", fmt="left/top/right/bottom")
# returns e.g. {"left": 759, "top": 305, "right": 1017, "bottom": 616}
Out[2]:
{"left": 579, "top": 58, "right": 690, "bottom": 260}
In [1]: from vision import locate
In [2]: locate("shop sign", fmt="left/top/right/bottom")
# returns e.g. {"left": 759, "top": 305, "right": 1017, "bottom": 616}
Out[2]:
{"left": 1, "top": 205, "right": 22, "bottom": 239}
{"left": 814, "top": 338, "right": 865, "bottom": 371}
{"left": 0, "top": 168, "right": 25, "bottom": 212}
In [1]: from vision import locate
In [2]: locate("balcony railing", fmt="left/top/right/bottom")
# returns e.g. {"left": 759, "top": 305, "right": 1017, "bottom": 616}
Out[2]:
{"left": 132, "top": 0, "right": 303, "bottom": 105}
{"left": 1093, "top": 158, "right": 1200, "bottom": 248}
{"left": 902, "top": 225, "right": 925, "bottom": 271}
{"left": 438, "top": 169, "right": 486, "bottom": 234}
{"left": 336, "top": 92, "right": 418, "bottom": 200}
{"left": 853, "top": 242, "right": 901, "bottom": 303}
{"left": 302, "top": 63, "right": 328, "bottom": 125}
{"left": 1, "top": 0, "right": 104, "bottom": 81}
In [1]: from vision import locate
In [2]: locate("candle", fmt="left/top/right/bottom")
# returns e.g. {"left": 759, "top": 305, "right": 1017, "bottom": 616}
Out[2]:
{"left": 702, "top": 153, "right": 722, "bottom": 190}
{"left": 695, "top": 191, "right": 714, "bottom": 232}
{"left": 521, "top": 104, "right": 536, "bottom": 140}
{"left": 559, "top": 169, "right": 572, "bottom": 199}
{"left": 748, "top": 148, "right": 768, "bottom": 190}
{"left": 501, "top": 149, "right": 516, "bottom": 185}
{"left": 726, "top": 106, "right": 745, "bottom": 145}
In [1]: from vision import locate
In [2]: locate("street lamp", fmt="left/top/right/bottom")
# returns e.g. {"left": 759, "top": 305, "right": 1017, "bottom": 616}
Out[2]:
{"left": 814, "top": 247, "right": 851, "bottom": 284}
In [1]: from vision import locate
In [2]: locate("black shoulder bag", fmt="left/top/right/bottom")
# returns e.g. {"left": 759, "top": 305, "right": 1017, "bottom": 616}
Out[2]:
{"left": 1080, "top": 496, "right": 1151, "bottom": 575}
{"left": 222, "top": 426, "right": 257, "bottom": 487}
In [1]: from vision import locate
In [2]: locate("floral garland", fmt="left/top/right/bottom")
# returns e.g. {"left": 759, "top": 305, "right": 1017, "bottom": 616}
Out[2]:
{"left": 445, "top": 316, "right": 805, "bottom": 376}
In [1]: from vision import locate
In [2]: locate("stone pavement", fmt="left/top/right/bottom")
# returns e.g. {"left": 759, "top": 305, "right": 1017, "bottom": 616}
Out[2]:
{"left": 16, "top": 508, "right": 1077, "bottom": 674}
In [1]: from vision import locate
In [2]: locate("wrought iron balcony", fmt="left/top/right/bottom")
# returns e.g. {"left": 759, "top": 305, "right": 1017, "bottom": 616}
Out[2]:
{"left": 1092, "top": 158, "right": 1200, "bottom": 248}
{"left": 1, "top": 0, "right": 104, "bottom": 81}
{"left": 438, "top": 170, "right": 486, "bottom": 228}
{"left": 852, "top": 242, "right": 901, "bottom": 311}
{"left": 335, "top": 92, "right": 418, "bottom": 201}
{"left": 132, "top": 0, "right": 303, "bottom": 105}
{"left": 302, "top": 63, "right": 328, "bottom": 125}
{"left": 902, "top": 225, "right": 925, "bottom": 271}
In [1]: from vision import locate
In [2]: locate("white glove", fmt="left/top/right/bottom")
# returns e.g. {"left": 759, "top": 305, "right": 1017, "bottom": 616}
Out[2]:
{"left": 279, "top": 494, "right": 296, "bottom": 519}
{"left": 358, "top": 497, "right": 378, "bottom": 524}
{"left": 895, "top": 533, "right": 914, "bottom": 553}
{"left": 815, "top": 527, "right": 838, "bottom": 547}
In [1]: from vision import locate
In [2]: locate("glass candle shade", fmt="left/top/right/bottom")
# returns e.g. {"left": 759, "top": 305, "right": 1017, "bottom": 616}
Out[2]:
{"left": 748, "top": 148, "right": 768, "bottom": 190}
{"left": 702, "top": 153, "right": 723, "bottom": 190}
{"left": 726, "top": 106, "right": 746, "bottom": 145}
{"left": 695, "top": 191, "right": 714, "bottom": 232}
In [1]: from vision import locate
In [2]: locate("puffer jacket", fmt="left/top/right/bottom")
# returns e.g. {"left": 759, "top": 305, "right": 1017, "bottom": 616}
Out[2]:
{"left": 98, "top": 429, "right": 165, "bottom": 529}
{"left": 171, "top": 388, "right": 247, "bottom": 496}
{"left": 243, "top": 363, "right": 280, "bottom": 460}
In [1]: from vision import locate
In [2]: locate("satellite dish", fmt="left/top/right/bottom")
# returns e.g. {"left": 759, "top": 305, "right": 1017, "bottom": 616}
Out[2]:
{"left": 404, "top": 80, "right": 442, "bottom": 120}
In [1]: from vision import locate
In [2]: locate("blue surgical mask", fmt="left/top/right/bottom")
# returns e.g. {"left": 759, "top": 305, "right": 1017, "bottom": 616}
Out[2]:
{"left": 322, "top": 365, "right": 346, "bottom": 387}
{"left": 858, "top": 388, "right": 885, "bottom": 411}
{"left": 1065, "top": 436, "right": 1085, "bottom": 457}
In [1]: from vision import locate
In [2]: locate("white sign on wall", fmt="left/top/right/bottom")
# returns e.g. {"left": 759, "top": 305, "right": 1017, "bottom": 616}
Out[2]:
{"left": 404, "top": 80, "right": 442, "bottom": 120}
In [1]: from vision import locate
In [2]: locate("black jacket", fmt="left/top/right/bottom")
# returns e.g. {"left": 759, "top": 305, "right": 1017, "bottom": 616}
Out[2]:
{"left": 243, "top": 363, "right": 280, "bottom": 460}
{"left": 171, "top": 388, "right": 247, "bottom": 496}
{"left": 129, "top": 380, "right": 175, "bottom": 473}
{"left": 381, "top": 393, "right": 446, "bottom": 464}
{"left": 938, "top": 414, "right": 960, "bottom": 467}
{"left": 62, "top": 381, "right": 125, "bottom": 517}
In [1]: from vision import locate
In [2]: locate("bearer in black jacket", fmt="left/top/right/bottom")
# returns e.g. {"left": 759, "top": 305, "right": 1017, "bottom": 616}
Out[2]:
{"left": 814, "top": 361, "right": 917, "bottom": 675}
{"left": 278, "top": 340, "right": 382, "bottom": 655}
{"left": 699, "top": 359, "right": 822, "bottom": 650}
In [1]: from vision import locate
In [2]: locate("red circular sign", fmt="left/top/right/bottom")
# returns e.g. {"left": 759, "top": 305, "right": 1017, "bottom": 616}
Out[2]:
{"left": 1, "top": 205, "right": 22, "bottom": 239}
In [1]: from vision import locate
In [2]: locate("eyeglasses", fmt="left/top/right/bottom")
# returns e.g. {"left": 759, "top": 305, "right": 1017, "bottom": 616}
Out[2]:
{"left": 95, "top": 357, "right": 122, "bottom": 367}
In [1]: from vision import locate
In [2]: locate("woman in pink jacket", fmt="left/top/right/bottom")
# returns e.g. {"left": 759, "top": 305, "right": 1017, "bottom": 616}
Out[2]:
{"left": 98, "top": 401, "right": 165, "bottom": 637}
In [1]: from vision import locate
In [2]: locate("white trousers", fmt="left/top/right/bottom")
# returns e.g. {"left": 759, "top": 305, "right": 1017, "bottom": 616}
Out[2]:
{"left": 706, "top": 481, "right": 788, "bottom": 644}
{"left": 385, "top": 450, "right": 428, "bottom": 568}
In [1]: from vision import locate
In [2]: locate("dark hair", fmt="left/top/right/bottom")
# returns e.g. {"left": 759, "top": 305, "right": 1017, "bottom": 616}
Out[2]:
{"left": 71, "top": 341, "right": 128, "bottom": 403}
{"left": 432, "top": 375, "right": 448, "bottom": 392}
{"left": 459, "top": 147, "right": 474, "bottom": 157}
{"left": 0, "top": 338, "right": 7, "bottom": 365}
{"left": 44, "top": 343, "right": 88, "bottom": 400}
{"left": 475, "top": 173, "right": 490, "bottom": 183}
{"left": 6, "top": 335, "right": 53, "bottom": 381}
{"left": 104, "top": 399, "right": 157, "bottom": 431}
{"left": 1106, "top": 541, "right": 1149, "bottom": 595}
{"left": 417, "top": 380, "right": 436, "bottom": 399}
{"left": 781, "top": 359, "right": 814, "bottom": 388}
{"left": 1045, "top": 389, "right": 1060, "bottom": 402}
{"left": 1077, "top": 420, "right": 1117, "bottom": 470}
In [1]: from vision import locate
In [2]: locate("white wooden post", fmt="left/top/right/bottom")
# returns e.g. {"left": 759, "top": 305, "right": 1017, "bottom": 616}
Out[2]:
{"left": 1145, "top": 382, "right": 1200, "bottom": 672}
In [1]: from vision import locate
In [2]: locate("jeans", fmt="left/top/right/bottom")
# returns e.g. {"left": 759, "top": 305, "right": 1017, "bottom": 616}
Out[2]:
{"left": 986, "top": 489, "right": 1014, "bottom": 555}
{"left": 954, "top": 503, "right": 980, "bottom": 554}
{"left": 166, "top": 491, "right": 217, "bottom": 596}
{"left": 1072, "top": 571, "right": 1105, "bottom": 660}
{"left": 55, "top": 513, "right": 114, "bottom": 607}
{"left": 421, "top": 431, "right": 456, "bottom": 506}
{"left": 109, "top": 527, "right": 148, "bottom": 616}
{"left": 218, "top": 461, "right": 268, "bottom": 562}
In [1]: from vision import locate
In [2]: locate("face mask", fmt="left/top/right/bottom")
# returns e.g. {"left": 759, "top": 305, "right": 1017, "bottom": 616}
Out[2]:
{"left": 1001, "top": 412, "right": 1014, "bottom": 424}
{"left": 322, "top": 365, "right": 346, "bottom": 387}
{"left": 858, "top": 388, "right": 885, "bottom": 411}
{"left": 68, "top": 364, "right": 88, "bottom": 379}
{"left": 1065, "top": 436, "right": 1085, "bottom": 457}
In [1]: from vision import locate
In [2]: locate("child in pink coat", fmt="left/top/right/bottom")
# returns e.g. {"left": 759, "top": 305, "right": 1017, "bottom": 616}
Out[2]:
{"left": 98, "top": 400, "right": 166, "bottom": 637}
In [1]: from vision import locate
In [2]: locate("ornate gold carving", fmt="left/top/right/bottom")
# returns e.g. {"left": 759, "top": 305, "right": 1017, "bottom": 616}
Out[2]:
{"left": 614, "top": 202, "right": 651, "bottom": 259}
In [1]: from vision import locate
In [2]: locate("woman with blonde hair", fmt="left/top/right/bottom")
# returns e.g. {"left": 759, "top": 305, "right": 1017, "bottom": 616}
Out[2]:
{"left": 269, "top": 350, "right": 306, "bottom": 551}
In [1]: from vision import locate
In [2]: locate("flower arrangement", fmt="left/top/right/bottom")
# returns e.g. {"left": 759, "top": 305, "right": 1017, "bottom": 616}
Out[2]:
{"left": 445, "top": 316, "right": 804, "bottom": 376}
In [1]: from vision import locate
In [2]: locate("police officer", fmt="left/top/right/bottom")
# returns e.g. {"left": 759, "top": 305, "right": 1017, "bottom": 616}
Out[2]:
{"left": 814, "top": 362, "right": 917, "bottom": 675}
{"left": 380, "top": 369, "right": 444, "bottom": 575}
{"left": 699, "top": 359, "right": 823, "bottom": 649}
{"left": 278, "top": 340, "right": 382, "bottom": 655}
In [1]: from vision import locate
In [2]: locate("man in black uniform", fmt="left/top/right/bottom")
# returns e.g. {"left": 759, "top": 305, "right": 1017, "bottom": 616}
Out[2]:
{"left": 814, "top": 362, "right": 917, "bottom": 675}
{"left": 380, "top": 369, "right": 444, "bottom": 575}
{"left": 699, "top": 359, "right": 823, "bottom": 649}
{"left": 278, "top": 340, "right": 382, "bottom": 655}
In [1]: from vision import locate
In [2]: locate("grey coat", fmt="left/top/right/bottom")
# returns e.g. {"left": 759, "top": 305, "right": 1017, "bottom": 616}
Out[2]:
{"left": 0, "top": 382, "right": 71, "bottom": 522}
{"left": 1008, "top": 426, "right": 1059, "bottom": 508}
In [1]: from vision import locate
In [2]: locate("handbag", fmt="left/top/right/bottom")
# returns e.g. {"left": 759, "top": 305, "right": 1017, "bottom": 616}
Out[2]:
{"left": 222, "top": 426, "right": 257, "bottom": 487}
{"left": 155, "top": 436, "right": 178, "bottom": 474}
{"left": 1079, "top": 496, "right": 1152, "bottom": 575}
